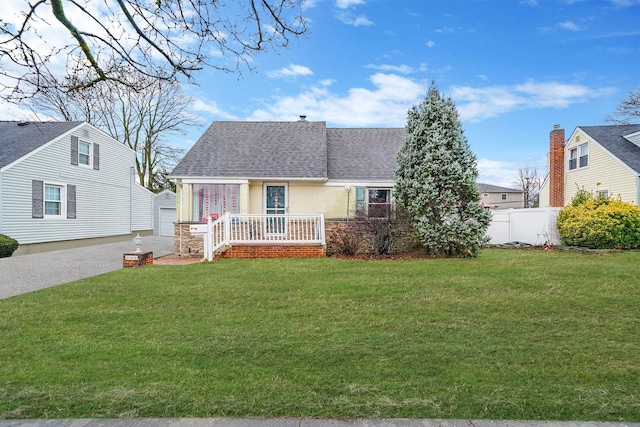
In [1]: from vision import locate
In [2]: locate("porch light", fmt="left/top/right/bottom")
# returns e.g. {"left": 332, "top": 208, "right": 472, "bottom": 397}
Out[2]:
{"left": 134, "top": 233, "right": 143, "bottom": 253}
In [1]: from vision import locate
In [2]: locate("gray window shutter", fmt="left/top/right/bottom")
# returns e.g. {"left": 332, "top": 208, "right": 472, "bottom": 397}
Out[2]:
{"left": 71, "top": 136, "right": 79, "bottom": 165}
{"left": 67, "top": 185, "right": 77, "bottom": 219}
{"left": 355, "top": 186, "right": 366, "bottom": 215}
{"left": 32, "top": 180, "right": 44, "bottom": 218}
{"left": 93, "top": 143, "right": 100, "bottom": 170}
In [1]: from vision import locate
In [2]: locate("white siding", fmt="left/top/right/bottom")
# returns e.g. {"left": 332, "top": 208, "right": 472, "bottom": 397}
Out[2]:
{"left": 0, "top": 174, "right": 3, "bottom": 234}
{"left": 1, "top": 123, "right": 152, "bottom": 244}
{"left": 538, "top": 174, "right": 550, "bottom": 207}
{"left": 564, "top": 129, "right": 638, "bottom": 204}
{"left": 132, "top": 183, "right": 154, "bottom": 231}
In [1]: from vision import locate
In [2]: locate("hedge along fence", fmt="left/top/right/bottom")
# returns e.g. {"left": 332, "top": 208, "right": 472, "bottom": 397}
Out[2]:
{"left": 557, "top": 196, "right": 640, "bottom": 249}
{"left": 328, "top": 208, "right": 564, "bottom": 255}
{"left": 0, "top": 234, "right": 19, "bottom": 258}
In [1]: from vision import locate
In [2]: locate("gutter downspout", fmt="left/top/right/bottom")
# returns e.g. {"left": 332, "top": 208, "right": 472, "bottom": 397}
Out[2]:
{"left": 129, "top": 166, "right": 134, "bottom": 234}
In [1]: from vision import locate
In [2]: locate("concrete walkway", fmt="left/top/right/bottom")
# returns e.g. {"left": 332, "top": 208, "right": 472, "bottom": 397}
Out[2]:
{"left": 0, "top": 236, "right": 174, "bottom": 300}
{"left": 0, "top": 419, "right": 637, "bottom": 427}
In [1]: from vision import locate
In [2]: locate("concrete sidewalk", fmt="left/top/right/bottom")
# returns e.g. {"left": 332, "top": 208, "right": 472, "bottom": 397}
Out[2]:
{"left": 0, "top": 419, "right": 637, "bottom": 427}
{"left": 0, "top": 236, "right": 174, "bottom": 300}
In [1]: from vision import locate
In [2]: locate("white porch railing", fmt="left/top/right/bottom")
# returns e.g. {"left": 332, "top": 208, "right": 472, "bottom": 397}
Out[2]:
{"left": 192, "top": 213, "right": 326, "bottom": 261}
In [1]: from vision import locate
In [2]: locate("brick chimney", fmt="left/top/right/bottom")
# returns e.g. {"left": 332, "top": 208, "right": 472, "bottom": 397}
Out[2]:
{"left": 549, "top": 125, "right": 565, "bottom": 207}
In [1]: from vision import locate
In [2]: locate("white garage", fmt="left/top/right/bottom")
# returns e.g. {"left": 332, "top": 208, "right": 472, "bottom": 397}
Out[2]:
{"left": 154, "top": 190, "right": 176, "bottom": 236}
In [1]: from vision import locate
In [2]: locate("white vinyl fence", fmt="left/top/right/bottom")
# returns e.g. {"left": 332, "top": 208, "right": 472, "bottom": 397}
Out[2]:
{"left": 488, "top": 207, "right": 562, "bottom": 246}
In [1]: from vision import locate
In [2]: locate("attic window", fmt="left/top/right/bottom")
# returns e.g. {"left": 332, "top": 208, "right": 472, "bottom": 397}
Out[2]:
{"left": 78, "top": 141, "right": 91, "bottom": 166}
{"left": 71, "top": 136, "right": 100, "bottom": 170}
{"left": 569, "top": 143, "right": 588, "bottom": 170}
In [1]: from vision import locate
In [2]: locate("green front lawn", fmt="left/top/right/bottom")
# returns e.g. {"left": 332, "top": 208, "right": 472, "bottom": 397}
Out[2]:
{"left": 1, "top": 249, "right": 638, "bottom": 420}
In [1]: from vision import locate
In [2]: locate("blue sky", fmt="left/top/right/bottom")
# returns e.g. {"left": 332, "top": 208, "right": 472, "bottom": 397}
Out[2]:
{"left": 182, "top": 0, "right": 639, "bottom": 187}
{"left": 2, "top": 0, "right": 638, "bottom": 188}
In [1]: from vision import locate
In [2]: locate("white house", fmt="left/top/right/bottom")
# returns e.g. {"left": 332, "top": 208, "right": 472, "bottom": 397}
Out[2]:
{"left": 0, "top": 121, "right": 154, "bottom": 255}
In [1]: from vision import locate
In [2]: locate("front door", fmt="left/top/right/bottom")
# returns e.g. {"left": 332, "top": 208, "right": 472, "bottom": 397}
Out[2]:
{"left": 264, "top": 184, "right": 287, "bottom": 236}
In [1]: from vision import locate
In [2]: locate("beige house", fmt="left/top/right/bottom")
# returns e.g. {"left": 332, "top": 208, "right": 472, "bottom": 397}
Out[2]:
{"left": 169, "top": 120, "right": 404, "bottom": 257}
{"left": 539, "top": 124, "right": 640, "bottom": 207}
{"left": 477, "top": 183, "right": 524, "bottom": 209}
{"left": 170, "top": 119, "right": 403, "bottom": 221}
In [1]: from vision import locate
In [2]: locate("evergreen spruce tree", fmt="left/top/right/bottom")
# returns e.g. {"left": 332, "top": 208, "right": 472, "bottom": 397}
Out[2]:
{"left": 395, "top": 82, "right": 491, "bottom": 257}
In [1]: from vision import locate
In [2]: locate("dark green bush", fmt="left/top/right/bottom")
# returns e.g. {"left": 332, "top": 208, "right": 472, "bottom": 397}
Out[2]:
{"left": 0, "top": 234, "right": 19, "bottom": 258}
{"left": 557, "top": 192, "right": 640, "bottom": 249}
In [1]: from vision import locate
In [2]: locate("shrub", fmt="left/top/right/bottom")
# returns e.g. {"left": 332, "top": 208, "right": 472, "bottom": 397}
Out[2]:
{"left": 0, "top": 234, "right": 19, "bottom": 258}
{"left": 327, "top": 210, "right": 421, "bottom": 256}
{"left": 557, "top": 194, "right": 640, "bottom": 249}
{"left": 326, "top": 225, "right": 361, "bottom": 256}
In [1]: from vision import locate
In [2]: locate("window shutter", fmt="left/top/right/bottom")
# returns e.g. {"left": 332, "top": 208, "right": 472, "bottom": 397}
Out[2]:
{"left": 93, "top": 143, "right": 100, "bottom": 170}
{"left": 32, "top": 180, "right": 44, "bottom": 218}
{"left": 67, "top": 185, "right": 77, "bottom": 219}
{"left": 71, "top": 136, "right": 79, "bottom": 165}
{"left": 355, "top": 186, "right": 366, "bottom": 215}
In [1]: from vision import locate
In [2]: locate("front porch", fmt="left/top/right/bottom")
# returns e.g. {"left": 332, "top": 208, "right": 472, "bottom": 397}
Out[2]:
{"left": 174, "top": 213, "right": 326, "bottom": 260}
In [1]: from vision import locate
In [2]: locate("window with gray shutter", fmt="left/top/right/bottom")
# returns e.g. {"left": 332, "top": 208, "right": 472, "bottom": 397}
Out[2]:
{"left": 71, "top": 136, "right": 79, "bottom": 165}
{"left": 67, "top": 185, "right": 77, "bottom": 219}
{"left": 32, "top": 180, "right": 44, "bottom": 218}
{"left": 93, "top": 143, "right": 100, "bottom": 170}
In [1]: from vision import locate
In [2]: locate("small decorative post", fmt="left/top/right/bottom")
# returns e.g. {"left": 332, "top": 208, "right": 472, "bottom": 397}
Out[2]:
{"left": 134, "top": 233, "right": 143, "bottom": 253}
{"left": 123, "top": 234, "right": 153, "bottom": 268}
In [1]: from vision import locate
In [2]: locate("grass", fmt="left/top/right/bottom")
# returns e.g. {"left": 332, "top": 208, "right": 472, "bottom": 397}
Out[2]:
{"left": 0, "top": 249, "right": 639, "bottom": 421}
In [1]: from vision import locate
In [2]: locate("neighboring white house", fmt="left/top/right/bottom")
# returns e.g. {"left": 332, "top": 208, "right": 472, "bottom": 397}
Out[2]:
{"left": 0, "top": 121, "right": 154, "bottom": 255}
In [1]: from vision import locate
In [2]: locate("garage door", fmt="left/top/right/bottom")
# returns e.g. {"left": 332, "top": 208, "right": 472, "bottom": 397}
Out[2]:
{"left": 159, "top": 208, "right": 176, "bottom": 236}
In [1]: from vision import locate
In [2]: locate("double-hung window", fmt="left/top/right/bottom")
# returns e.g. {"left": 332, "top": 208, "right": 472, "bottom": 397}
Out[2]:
{"left": 78, "top": 141, "right": 91, "bottom": 166}
{"left": 569, "top": 143, "right": 588, "bottom": 170}
{"left": 71, "top": 136, "right": 99, "bottom": 170}
{"left": 44, "top": 184, "right": 62, "bottom": 216}
{"left": 368, "top": 188, "right": 392, "bottom": 218}
{"left": 32, "top": 180, "right": 76, "bottom": 219}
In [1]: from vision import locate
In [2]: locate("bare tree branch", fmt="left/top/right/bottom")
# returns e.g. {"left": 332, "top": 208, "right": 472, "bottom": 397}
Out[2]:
{"left": 31, "top": 68, "right": 200, "bottom": 192}
{"left": 514, "top": 166, "right": 541, "bottom": 208}
{"left": 605, "top": 87, "right": 640, "bottom": 125}
{"left": 1, "top": 0, "right": 308, "bottom": 100}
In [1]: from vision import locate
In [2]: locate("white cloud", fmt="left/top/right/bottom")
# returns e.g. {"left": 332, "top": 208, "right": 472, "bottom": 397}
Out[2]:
{"left": 247, "top": 73, "right": 425, "bottom": 127}
{"left": 336, "top": 0, "right": 365, "bottom": 8}
{"left": 337, "top": 12, "right": 374, "bottom": 26}
{"left": 366, "top": 64, "right": 414, "bottom": 74}
{"left": 0, "top": 101, "right": 49, "bottom": 121}
{"left": 302, "top": 0, "right": 322, "bottom": 9}
{"left": 477, "top": 159, "right": 522, "bottom": 188}
{"left": 451, "top": 80, "right": 616, "bottom": 122}
{"left": 191, "top": 98, "right": 239, "bottom": 120}
{"left": 267, "top": 64, "right": 314, "bottom": 79}
{"left": 558, "top": 20, "right": 581, "bottom": 31}
{"left": 426, "top": 40, "right": 436, "bottom": 48}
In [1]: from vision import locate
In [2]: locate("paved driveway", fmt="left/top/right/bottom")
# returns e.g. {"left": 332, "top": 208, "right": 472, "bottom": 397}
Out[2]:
{"left": 0, "top": 236, "right": 174, "bottom": 300}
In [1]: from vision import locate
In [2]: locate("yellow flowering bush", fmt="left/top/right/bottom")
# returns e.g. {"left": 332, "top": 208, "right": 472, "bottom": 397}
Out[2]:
{"left": 557, "top": 194, "right": 640, "bottom": 249}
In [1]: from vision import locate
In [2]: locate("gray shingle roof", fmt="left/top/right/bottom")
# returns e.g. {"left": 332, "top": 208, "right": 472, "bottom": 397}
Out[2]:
{"left": 327, "top": 128, "right": 405, "bottom": 181}
{"left": 170, "top": 122, "right": 406, "bottom": 181}
{"left": 0, "top": 121, "right": 84, "bottom": 170}
{"left": 170, "top": 121, "right": 329, "bottom": 179}
{"left": 476, "top": 183, "right": 522, "bottom": 193}
{"left": 579, "top": 124, "right": 640, "bottom": 174}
